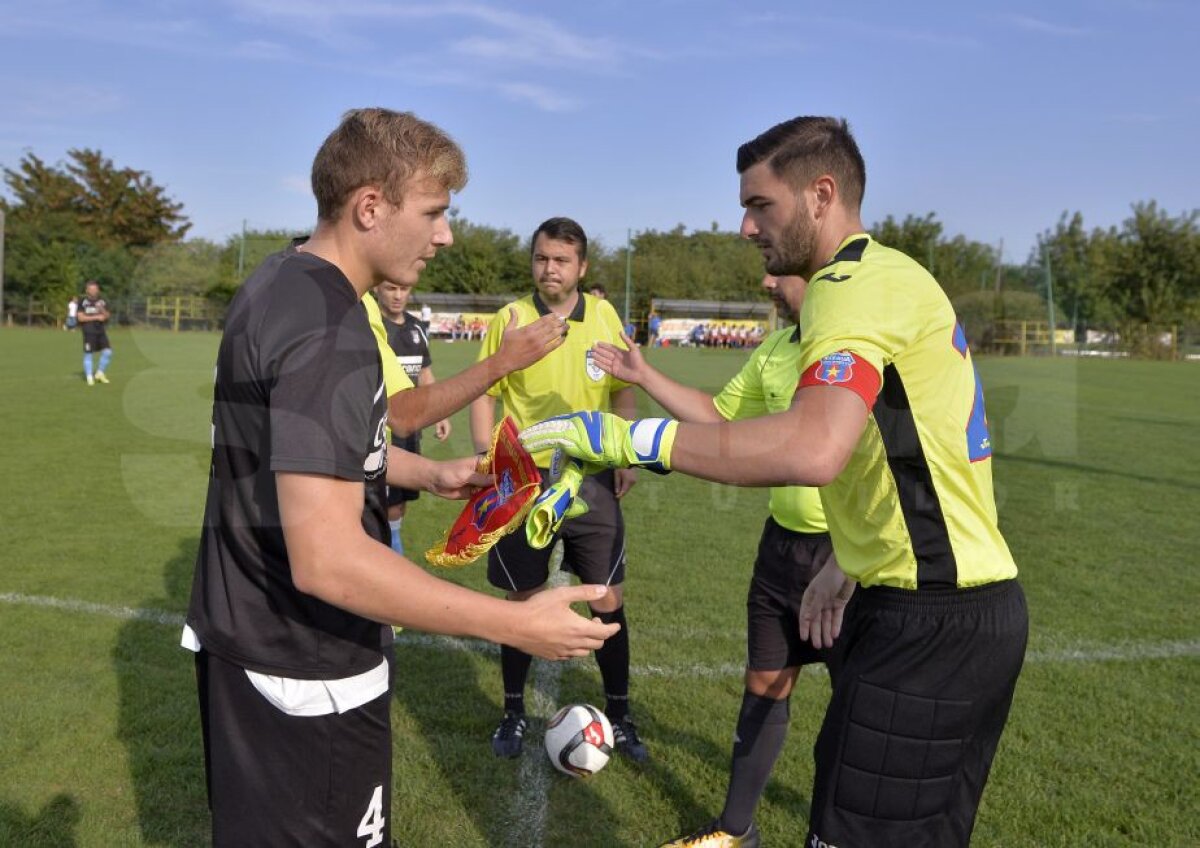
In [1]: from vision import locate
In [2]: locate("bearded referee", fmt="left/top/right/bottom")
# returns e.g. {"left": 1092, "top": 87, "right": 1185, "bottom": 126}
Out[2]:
{"left": 522, "top": 116, "right": 1028, "bottom": 847}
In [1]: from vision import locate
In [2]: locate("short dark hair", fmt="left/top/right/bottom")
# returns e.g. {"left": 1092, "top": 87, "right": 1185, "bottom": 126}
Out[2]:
{"left": 531, "top": 217, "right": 588, "bottom": 261}
{"left": 736, "top": 117, "right": 866, "bottom": 210}
{"left": 588, "top": 283, "right": 607, "bottom": 296}
{"left": 311, "top": 108, "right": 468, "bottom": 221}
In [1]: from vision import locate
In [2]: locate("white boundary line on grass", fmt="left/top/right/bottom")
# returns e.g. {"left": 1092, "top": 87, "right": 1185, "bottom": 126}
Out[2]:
{"left": 6, "top": 590, "right": 1200, "bottom": 848}
{"left": 3, "top": 591, "right": 1199, "bottom": 673}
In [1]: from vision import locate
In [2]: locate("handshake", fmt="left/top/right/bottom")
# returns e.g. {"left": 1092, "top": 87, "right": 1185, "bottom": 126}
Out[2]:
{"left": 520, "top": 412, "right": 677, "bottom": 547}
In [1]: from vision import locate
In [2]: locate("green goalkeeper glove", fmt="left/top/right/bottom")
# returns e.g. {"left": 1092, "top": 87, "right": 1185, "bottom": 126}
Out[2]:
{"left": 525, "top": 457, "right": 592, "bottom": 549}
{"left": 519, "top": 412, "right": 677, "bottom": 474}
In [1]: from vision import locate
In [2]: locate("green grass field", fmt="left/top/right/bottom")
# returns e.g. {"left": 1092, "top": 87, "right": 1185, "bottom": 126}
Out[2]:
{"left": 1, "top": 326, "right": 1197, "bottom": 847}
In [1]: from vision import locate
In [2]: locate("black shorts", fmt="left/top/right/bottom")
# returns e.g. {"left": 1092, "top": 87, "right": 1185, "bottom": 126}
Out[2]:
{"left": 195, "top": 649, "right": 393, "bottom": 847}
{"left": 387, "top": 432, "right": 421, "bottom": 506}
{"left": 746, "top": 517, "right": 846, "bottom": 674}
{"left": 487, "top": 468, "right": 625, "bottom": 592}
{"left": 82, "top": 330, "right": 110, "bottom": 353}
{"left": 806, "top": 579, "right": 1028, "bottom": 848}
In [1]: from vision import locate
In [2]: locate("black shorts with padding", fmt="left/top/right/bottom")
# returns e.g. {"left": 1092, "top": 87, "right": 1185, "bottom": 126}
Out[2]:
{"left": 806, "top": 579, "right": 1028, "bottom": 848}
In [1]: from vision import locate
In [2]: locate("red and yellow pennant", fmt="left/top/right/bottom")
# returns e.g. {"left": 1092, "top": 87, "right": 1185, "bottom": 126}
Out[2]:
{"left": 426, "top": 416, "right": 542, "bottom": 568}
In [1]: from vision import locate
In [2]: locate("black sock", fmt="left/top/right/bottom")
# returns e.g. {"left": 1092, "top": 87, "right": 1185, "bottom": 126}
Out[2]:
{"left": 590, "top": 606, "right": 630, "bottom": 721}
{"left": 719, "top": 689, "right": 790, "bottom": 835}
{"left": 500, "top": 644, "right": 532, "bottom": 715}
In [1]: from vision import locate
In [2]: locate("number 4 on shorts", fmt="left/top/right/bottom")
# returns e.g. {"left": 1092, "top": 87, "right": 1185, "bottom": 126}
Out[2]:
{"left": 357, "top": 784, "right": 386, "bottom": 848}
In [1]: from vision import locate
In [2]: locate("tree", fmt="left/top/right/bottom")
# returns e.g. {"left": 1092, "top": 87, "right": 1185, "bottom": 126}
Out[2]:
{"left": 1, "top": 149, "right": 190, "bottom": 304}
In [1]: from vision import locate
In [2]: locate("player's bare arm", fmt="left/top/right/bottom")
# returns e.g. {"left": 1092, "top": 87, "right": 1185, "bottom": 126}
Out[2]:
{"left": 276, "top": 471, "right": 619, "bottom": 660}
{"left": 385, "top": 446, "right": 491, "bottom": 499}
{"left": 387, "top": 310, "right": 566, "bottom": 437}
{"left": 419, "top": 366, "right": 452, "bottom": 440}
{"left": 469, "top": 393, "right": 497, "bottom": 454}
{"left": 670, "top": 385, "right": 868, "bottom": 486}
{"left": 611, "top": 387, "right": 640, "bottom": 498}
{"left": 593, "top": 331, "right": 725, "bottom": 423}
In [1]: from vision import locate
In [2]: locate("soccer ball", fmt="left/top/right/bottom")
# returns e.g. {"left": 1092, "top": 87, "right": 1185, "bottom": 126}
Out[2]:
{"left": 544, "top": 704, "right": 614, "bottom": 777}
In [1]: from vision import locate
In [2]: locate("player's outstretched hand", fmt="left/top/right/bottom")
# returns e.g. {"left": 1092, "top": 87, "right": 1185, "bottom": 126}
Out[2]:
{"left": 797, "top": 555, "right": 856, "bottom": 650}
{"left": 495, "top": 309, "right": 568, "bottom": 373}
{"left": 425, "top": 455, "right": 493, "bottom": 500}
{"left": 434, "top": 418, "right": 452, "bottom": 441}
{"left": 591, "top": 331, "right": 647, "bottom": 385}
{"left": 512, "top": 584, "right": 621, "bottom": 660}
{"left": 519, "top": 411, "right": 676, "bottom": 473}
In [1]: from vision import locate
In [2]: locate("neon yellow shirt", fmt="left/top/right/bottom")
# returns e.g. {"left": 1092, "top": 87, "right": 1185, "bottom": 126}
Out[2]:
{"left": 479, "top": 292, "right": 629, "bottom": 466}
{"left": 714, "top": 327, "right": 827, "bottom": 534}
{"left": 797, "top": 233, "right": 1017, "bottom": 589}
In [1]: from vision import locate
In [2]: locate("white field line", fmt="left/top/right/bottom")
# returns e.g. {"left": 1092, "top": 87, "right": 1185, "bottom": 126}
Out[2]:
{"left": 3, "top": 591, "right": 1199, "bottom": 677}
{"left": 506, "top": 559, "right": 570, "bottom": 848}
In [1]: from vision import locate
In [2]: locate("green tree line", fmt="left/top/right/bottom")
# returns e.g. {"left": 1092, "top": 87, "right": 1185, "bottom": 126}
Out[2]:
{"left": 3, "top": 149, "right": 1196, "bottom": 354}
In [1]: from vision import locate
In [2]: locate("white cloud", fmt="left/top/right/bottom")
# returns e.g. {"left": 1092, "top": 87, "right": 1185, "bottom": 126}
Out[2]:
{"left": 1000, "top": 14, "right": 1093, "bottom": 37}
{"left": 280, "top": 174, "right": 311, "bottom": 195}
{"left": 495, "top": 82, "right": 579, "bottom": 113}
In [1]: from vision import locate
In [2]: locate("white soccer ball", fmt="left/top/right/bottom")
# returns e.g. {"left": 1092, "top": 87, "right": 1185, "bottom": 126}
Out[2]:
{"left": 544, "top": 704, "right": 614, "bottom": 777}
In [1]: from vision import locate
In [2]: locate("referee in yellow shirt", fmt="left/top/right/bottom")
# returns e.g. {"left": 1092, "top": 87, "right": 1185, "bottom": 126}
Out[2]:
{"left": 470, "top": 217, "right": 648, "bottom": 762}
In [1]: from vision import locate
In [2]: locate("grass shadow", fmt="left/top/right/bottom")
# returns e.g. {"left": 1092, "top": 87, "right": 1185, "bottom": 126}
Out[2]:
{"left": 0, "top": 794, "right": 81, "bottom": 847}
{"left": 113, "top": 536, "right": 209, "bottom": 847}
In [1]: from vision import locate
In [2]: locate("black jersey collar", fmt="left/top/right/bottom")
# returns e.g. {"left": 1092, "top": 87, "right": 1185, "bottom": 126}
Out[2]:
{"left": 813, "top": 234, "right": 870, "bottom": 275}
{"left": 532, "top": 290, "right": 587, "bottom": 322}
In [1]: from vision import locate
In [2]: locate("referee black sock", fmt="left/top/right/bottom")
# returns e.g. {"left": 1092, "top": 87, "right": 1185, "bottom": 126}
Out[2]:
{"left": 500, "top": 644, "right": 533, "bottom": 715}
{"left": 590, "top": 606, "right": 630, "bottom": 721}
{"left": 719, "top": 689, "right": 790, "bottom": 836}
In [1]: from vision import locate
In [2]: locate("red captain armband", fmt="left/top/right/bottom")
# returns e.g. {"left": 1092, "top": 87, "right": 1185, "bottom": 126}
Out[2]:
{"left": 798, "top": 350, "right": 882, "bottom": 411}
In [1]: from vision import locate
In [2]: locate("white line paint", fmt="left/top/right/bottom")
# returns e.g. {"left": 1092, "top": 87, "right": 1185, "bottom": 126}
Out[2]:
{"left": 3, "top": 591, "right": 1198, "bottom": 677}
{"left": 504, "top": 551, "right": 569, "bottom": 848}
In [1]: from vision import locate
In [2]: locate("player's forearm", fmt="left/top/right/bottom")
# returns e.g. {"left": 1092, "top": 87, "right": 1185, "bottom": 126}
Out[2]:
{"left": 469, "top": 396, "right": 496, "bottom": 453}
{"left": 384, "top": 446, "right": 441, "bottom": 492}
{"left": 668, "top": 399, "right": 855, "bottom": 487}
{"left": 298, "top": 531, "right": 523, "bottom": 641}
{"left": 388, "top": 358, "right": 508, "bottom": 435}
{"left": 636, "top": 368, "right": 725, "bottom": 424}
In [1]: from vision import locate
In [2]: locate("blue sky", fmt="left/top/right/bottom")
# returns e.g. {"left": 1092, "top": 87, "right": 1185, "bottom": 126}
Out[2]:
{"left": 1, "top": 0, "right": 1196, "bottom": 265}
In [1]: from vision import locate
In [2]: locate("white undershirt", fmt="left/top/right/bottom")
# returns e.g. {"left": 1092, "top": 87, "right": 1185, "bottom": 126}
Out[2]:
{"left": 181, "top": 625, "right": 389, "bottom": 717}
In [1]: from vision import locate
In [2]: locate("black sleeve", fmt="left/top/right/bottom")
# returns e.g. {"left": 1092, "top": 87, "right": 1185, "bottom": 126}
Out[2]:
{"left": 260, "top": 273, "right": 378, "bottom": 482}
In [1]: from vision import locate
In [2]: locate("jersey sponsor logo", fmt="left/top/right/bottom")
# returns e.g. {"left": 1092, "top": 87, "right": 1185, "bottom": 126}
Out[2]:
{"left": 396, "top": 354, "right": 423, "bottom": 380}
{"left": 363, "top": 380, "right": 388, "bottom": 479}
{"left": 584, "top": 349, "right": 604, "bottom": 382}
{"left": 814, "top": 352, "right": 856, "bottom": 385}
{"left": 815, "top": 272, "right": 852, "bottom": 283}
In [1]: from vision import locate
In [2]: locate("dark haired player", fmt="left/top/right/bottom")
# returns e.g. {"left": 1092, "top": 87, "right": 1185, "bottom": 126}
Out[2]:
{"left": 522, "top": 117, "right": 1028, "bottom": 848}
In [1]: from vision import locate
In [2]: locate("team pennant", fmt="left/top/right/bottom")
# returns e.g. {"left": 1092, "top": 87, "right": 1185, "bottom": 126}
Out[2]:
{"left": 426, "top": 416, "right": 542, "bottom": 568}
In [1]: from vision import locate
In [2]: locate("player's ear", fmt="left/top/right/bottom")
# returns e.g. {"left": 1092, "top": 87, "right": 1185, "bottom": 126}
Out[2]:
{"left": 811, "top": 175, "right": 836, "bottom": 219}
{"left": 579, "top": 258, "right": 589, "bottom": 279}
{"left": 351, "top": 185, "right": 386, "bottom": 231}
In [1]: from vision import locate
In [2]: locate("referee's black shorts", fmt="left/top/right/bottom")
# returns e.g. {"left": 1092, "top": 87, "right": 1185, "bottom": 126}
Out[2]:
{"left": 805, "top": 579, "right": 1028, "bottom": 848}
{"left": 746, "top": 517, "right": 847, "bottom": 676}
{"left": 487, "top": 468, "right": 625, "bottom": 592}
{"left": 195, "top": 649, "right": 393, "bottom": 847}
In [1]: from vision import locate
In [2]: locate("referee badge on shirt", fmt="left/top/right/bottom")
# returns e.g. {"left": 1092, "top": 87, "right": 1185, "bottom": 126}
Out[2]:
{"left": 584, "top": 349, "right": 604, "bottom": 382}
